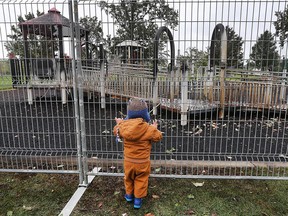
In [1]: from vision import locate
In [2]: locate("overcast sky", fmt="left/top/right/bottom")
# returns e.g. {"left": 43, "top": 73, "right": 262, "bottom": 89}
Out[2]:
{"left": 0, "top": 0, "right": 287, "bottom": 61}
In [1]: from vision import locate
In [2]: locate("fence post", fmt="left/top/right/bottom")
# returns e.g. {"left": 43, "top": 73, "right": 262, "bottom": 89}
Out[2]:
{"left": 69, "top": 0, "right": 85, "bottom": 186}
{"left": 73, "top": 0, "right": 89, "bottom": 186}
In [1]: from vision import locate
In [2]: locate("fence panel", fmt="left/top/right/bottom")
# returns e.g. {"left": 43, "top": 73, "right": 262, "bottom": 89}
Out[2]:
{"left": 0, "top": 0, "right": 288, "bottom": 180}
{"left": 0, "top": 0, "right": 80, "bottom": 174}
{"left": 77, "top": 0, "right": 288, "bottom": 180}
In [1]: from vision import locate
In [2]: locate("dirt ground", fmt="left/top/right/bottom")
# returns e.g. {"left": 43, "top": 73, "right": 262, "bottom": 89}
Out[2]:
{"left": 1, "top": 88, "right": 288, "bottom": 164}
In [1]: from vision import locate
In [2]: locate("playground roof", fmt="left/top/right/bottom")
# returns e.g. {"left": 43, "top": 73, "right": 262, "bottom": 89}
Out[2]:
{"left": 19, "top": 8, "right": 87, "bottom": 37}
{"left": 20, "top": 8, "right": 69, "bottom": 27}
{"left": 116, "top": 40, "right": 143, "bottom": 48}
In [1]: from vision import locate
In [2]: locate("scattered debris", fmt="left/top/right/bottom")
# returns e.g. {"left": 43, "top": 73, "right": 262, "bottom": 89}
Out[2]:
{"left": 155, "top": 167, "right": 161, "bottom": 173}
{"left": 7, "top": 211, "right": 13, "bottom": 216}
{"left": 166, "top": 147, "right": 176, "bottom": 154}
{"left": 98, "top": 202, "right": 103, "bottom": 208}
{"left": 279, "top": 154, "right": 288, "bottom": 159}
{"left": 193, "top": 126, "right": 203, "bottom": 135}
{"left": 22, "top": 206, "right": 33, "bottom": 211}
{"left": 113, "top": 191, "right": 120, "bottom": 195}
{"left": 192, "top": 182, "right": 204, "bottom": 187}
{"left": 187, "top": 194, "right": 195, "bottom": 199}
{"left": 211, "top": 123, "right": 218, "bottom": 129}
{"left": 145, "top": 213, "right": 155, "bottom": 216}
{"left": 183, "top": 210, "right": 195, "bottom": 215}
{"left": 152, "top": 194, "right": 160, "bottom": 199}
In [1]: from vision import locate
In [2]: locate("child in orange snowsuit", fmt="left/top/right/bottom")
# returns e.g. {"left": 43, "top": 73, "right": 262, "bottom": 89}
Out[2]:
{"left": 113, "top": 98, "right": 163, "bottom": 209}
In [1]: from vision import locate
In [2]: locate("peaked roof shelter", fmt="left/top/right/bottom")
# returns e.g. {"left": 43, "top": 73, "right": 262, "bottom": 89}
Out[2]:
{"left": 116, "top": 40, "right": 144, "bottom": 64}
{"left": 19, "top": 8, "right": 89, "bottom": 78}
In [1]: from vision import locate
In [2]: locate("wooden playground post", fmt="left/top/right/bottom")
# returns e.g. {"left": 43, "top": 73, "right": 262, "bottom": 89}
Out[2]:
{"left": 100, "top": 44, "right": 106, "bottom": 109}
{"left": 170, "top": 66, "right": 175, "bottom": 102}
{"left": 281, "top": 67, "right": 287, "bottom": 103}
{"left": 219, "top": 25, "right": 227, "bottom": 119}
{"left": 181, "top": 62, "right": 189, "bottom": 126}
{"left": 219, "top": 66, "right": 226, "bottom": 118}
{"left": 152, "top": 78, "right": 159, "bottom": 115}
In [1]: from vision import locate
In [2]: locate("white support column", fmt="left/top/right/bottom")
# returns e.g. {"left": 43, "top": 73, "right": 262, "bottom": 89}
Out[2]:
{"left": 181, "top": 66, "right": 189, "bottom": 126}
{"left": 100, "top": 59, "right": 106, "bottom": 109}
{"left": 27, "top": 88, "right": 33, "bottom": 105}
{"left": 61, "top": 71, "right": 67, "bottom": 104}
{"left": 281, "top": 69, "right": 287, "bottom": 103}
{"left": 152, "top": 78, "right": 159, "bottom": 115}
{"left": 170, "top": 68, "right": 175, "bottom": 102}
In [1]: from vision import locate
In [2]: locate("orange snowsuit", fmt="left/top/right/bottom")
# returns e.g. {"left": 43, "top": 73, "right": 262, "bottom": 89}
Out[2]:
{"left": 113, "top": 118, "right": 162, "bottom": 198}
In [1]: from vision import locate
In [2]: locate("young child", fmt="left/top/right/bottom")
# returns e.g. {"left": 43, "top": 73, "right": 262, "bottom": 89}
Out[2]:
{"left": 113, "top": 98, "right": 163, "bottom": 209}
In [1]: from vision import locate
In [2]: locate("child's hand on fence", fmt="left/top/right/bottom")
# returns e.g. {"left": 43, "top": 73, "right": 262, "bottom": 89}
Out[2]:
{"left": 152, "top": 120, "right": 158, "bottom": 128}
{"left": 115, "top": 117, "right": 123, "bottom": 124}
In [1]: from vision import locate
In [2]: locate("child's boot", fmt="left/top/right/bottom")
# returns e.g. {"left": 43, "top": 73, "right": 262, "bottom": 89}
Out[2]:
{"left": 124, "top": 194, "right": 134, "bottom": 202}
{"left": 134, "top": 198, "right": 142, "bottom": 209}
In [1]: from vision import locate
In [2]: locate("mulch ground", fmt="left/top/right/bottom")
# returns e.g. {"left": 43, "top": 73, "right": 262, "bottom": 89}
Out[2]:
{"left": 1, "top": 88, "right": 288, "bottom": 165}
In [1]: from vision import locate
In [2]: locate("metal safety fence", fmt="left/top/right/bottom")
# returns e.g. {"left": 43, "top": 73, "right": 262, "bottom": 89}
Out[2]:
{"left": 0, "top": 0, "right": 288, "bottom": 184}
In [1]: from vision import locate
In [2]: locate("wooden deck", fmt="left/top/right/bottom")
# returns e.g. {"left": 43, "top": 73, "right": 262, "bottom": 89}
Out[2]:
{"left": 12, "top": 61, "right": 288, "bottom": 119}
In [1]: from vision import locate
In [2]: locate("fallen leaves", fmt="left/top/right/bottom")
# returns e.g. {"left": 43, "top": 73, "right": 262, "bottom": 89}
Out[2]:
{"left": 193, "top": 126, "right": 203, "bottom": 135}
{"left": 22, "top": 205, "right": 33, "bottom": 211}
{"left": 187, "top": 194, "right": 195, "bottom": 199}
{"left": 113, "top": 191, "right": 120, "bottom": 195}
{"left": 102, "top": 130, "right": 110, "bottom": 134}
{"left": 98, "top": 202, "right": 103, "bottom": 208}
{"left": 166, "top": 147, "right": 176, "bottom": 154}
{"left": 183, "top": 209, "right": 195, "bottom": 215}
{"left": 154, "top": 167, "right": 161, "bottom": 173}
{"left": 152, "top": 194, "right": 160, "bottom": 199}
{"left": 7, "top": 211, "right": 13, "bottom": 216}
{"left": 192, "top": 182, "right": 204, "bottom": 187}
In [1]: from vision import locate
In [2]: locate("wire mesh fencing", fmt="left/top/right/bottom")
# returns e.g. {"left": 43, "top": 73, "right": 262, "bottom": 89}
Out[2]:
{"left": 0, "top": 0, "right": 288, "bottom": 180}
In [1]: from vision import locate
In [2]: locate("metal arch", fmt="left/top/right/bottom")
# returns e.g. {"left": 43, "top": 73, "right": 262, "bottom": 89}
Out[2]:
{"left": 209, "top": 23, "right": 227, "bottom": 69}
{"left": 153, "top": 26, "right": 175, "bottom": 78}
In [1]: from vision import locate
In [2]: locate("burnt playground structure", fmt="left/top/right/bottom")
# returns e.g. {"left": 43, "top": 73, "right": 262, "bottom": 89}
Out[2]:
{"left": 1, "top": 0, "right": 288, "bottom": 189}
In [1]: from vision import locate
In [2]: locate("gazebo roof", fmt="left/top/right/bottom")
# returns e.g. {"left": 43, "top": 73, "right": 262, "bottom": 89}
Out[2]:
{"left": 19, "top": 8, "right": 87, "bottom": 37}
{"left": 20, "top": 8, "right": 70, "bottom": 27}
{"left": 116, "top": 40, "right": 143, "bottom": 48}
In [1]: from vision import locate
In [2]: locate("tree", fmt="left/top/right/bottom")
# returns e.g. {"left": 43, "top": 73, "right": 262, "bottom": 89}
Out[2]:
{"left": 274, "top": 6, "right": 288, "bottom": 47}
{"left": 5, "top": 11, "right": 56, "bottom": 58}
{"left": 210, "top": 26, "right": 244, "bottom": 68}
{"left": 250, "top": 30, "right": 280, "bottom": 71}
{"left": 178, "top": 47, "right": 209, "bottom": 70}
{"left": 79, "top": 16, "right": 104, "bottom": 59}
{"left": 99, "top": 0, "right": 178, "bottom": 59}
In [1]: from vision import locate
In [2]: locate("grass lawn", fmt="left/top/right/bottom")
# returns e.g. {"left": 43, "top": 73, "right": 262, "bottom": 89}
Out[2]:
{"left": 0, "top": 75, "right": 13, "bottom": 90}
{"left": 1, "top": 173, "right": 288, "bottom": 216}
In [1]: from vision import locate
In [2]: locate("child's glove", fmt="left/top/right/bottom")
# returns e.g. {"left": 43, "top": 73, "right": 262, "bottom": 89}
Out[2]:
{"left": 115, "top": 117, "right": 123, "bottom": 124}
{"left": 152, "top": 119, "right": 158, "bottom": 128}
